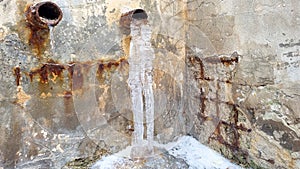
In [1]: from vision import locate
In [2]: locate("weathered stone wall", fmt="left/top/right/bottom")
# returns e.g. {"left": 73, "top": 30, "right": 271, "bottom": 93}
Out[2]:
{"left": 0, "top": 0, "right": 299, "bottom": 168}
{"left": 185, "top": 0, "right": 300, "bottom": 168}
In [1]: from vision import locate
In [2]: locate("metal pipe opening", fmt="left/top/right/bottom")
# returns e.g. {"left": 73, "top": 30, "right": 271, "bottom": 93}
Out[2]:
{"left": 26, "top": 2, "right": 63, "bottom": 28}
{"left": 119, "top": 9, "right": 148, "bottom": 35}
{"left": 132, "top": 9, "right": 148, "bottom": 20}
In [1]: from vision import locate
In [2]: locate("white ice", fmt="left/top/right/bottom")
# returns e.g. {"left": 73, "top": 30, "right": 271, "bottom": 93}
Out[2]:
{"left": 91, "top": 136, "right": 243, "bottom": 169}
{"left": 49, "top": 26, "right": 55, "bottom": 55}
{"left": 128, "top": 19, "right": 155, "bottom": 148}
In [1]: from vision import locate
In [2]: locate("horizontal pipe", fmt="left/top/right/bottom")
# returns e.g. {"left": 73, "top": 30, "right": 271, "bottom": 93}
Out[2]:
{"left": 119, "top": 9, "right": 148, "bottom": 35}
{"left": 25, "top": 1, "right": 63, "bottom": 29}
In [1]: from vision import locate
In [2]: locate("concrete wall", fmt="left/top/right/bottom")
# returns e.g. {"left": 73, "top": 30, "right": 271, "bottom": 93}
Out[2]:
{"left": 0, "top": 0, "right": 299, "bottom": 168}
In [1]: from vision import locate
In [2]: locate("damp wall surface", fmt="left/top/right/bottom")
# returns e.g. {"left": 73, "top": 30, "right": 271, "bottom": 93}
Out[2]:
{"left": 0, "top": 0, "right": 300, "bottom": 168}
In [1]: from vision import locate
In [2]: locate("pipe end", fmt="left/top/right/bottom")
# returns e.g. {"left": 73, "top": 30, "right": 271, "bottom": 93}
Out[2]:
{"left": 26, "top": 1, "right": 63, "bottom": 28}
{"left": 132, "top": 9, "right": 148, "bottom": 20}
{"left": 119, "top": 9, "right": 148, "bottom": 35}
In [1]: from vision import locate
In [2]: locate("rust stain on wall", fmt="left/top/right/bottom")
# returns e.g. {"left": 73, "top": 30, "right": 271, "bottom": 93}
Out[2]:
{"left": 14, "top": 57, "right": 128, "bottom": 91}
{"left": 207, "top": 103, "right": 252, "bottom": 166}
{"left": 68, "top": 63, "right": 85, "bottom": 90}
{"left": 26, "top": 23, "right": 50, "bottom": 57}
{"left": 13, "top": 67, "right": 21, "bottom": 86}
{"left": 16, "top": 2, "right": 50, "bottom": 57}
{"left": 220, "top": 52, "right": 239, "bottom": 67}
{"left": 121, "top": 36, "right": 132, "bottom": 57}
{"left": 16, "top": 1, "right": 62, "bottom": 57}
{"left": 203, "top": 52, "right": 239, "bottom": 67}
{"left": 97, "top": 57, "right": 128, "bottom": 83}
{"left": 29, "top": 61, "right": 65, "bottom": 83}
{"left": 119, "top": 11, "right": 132, "bottom": 36}
{"left": 187, "top": 54, "right": 208, "bottom": 121}
{"left": 187, "top": 49, "right": 252, "bottom": 163}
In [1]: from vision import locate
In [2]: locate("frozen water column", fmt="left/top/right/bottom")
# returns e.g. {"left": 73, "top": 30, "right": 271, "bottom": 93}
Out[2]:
{"left": 123, "top": 9, "right": 155, "bottom": 158}
{"left": 140, "top": 23, "right": 155, "bottom": 144}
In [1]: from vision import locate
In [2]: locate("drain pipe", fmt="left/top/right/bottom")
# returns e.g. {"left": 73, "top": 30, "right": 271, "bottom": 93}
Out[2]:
{"left": 119, "top": 9, "right": 148, "bottom": 35}
{"left": 25, "top": 1, "right": 63, "bottom": 29}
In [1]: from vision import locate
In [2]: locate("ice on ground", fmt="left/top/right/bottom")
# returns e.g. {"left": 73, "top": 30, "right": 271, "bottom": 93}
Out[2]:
{"left": 166, "top": 136, "right": 242, "bottom": 169}
{"left": 91, "top": 136, "right": 243, "bottom": 169}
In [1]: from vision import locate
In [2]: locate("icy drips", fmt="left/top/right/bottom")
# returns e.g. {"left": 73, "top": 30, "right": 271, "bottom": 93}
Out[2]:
{"left": 128, "top": 18, "right": 155, "bottom": 158}
{"left": 141, "top": 24, "right": 155, "bottom": 144}
{"left": 49, "top": 25, "right": 55, "bottom": 55}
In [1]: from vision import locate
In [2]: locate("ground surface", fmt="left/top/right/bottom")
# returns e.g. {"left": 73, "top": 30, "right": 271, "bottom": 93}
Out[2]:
{"left": 92, "top": 136, "right": 242, "bottom": 169}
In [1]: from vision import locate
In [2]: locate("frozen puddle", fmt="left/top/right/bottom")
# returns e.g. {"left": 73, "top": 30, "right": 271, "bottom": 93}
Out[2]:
{"left": 91, "top": 136, "right": 242, "bottom": 169}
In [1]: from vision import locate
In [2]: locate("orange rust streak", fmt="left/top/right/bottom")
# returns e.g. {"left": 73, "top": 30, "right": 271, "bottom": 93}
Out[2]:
{"left": 16, "top": 3, "right": 51, "bottom": 58}
{"left": 27, "top": 57, "right": 128, "bottom": 90}
{"left": 96, "top": 58, "right": 128, "bottom": 72}
{"left": 204, "top": 55, "right": 239, "bottom": 66}
{"left": 14, "top": 67, "right": 21, "bottom": 86}
{"left": 67, "top": 63, "right": 84, "bottom": 90}
{"left": 27, "top": 25, "right": 50, "bottom": 57}
{"left": 29, "top": 62, "right": 65, "bottom": 83}
{"left": 122, "top": 36, "right": 132, "bottom": 57}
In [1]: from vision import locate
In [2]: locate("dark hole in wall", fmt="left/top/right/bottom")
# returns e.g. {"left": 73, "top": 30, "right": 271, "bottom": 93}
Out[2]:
{"left": 132, "top": 9, "right": 148, "bottom": 20}
{"left": 38, "top": 3, "right": 61, "bottom": 20}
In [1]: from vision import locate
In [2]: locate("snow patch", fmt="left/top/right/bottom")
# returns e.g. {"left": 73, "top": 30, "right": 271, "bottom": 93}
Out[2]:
{"left": 166, "top": 136, "right": 242, "bottom": 169}
{"left": 92, "top": 136, "right": 243, "bottom": 169}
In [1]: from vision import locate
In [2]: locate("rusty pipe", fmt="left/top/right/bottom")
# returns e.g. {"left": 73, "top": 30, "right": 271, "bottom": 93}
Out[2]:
{"left": 26, "top": 1, "right": 63, "bottom": 29}
{"left": 119, "top": 9, "right": 148, "bottom": 35}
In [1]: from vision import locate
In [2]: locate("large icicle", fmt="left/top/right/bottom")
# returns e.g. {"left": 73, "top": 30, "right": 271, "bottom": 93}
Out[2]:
{"left": 140, "top": 23, "right": 155, "bottom": 144}
{"left": 128, "top": 17, "right": 155, "bottom": 159}
{"left": 48, "top": 26, "right": 55, "bottom": 55}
